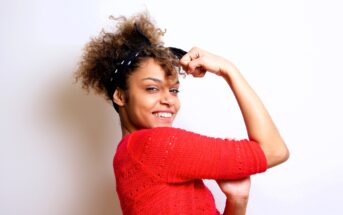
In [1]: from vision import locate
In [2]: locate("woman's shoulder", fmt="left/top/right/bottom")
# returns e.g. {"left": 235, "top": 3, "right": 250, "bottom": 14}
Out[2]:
{"left": 129, "top": 126, "right": 211, "bottom": 141}
{"left": 128, "top": 126, "right": 217, "bottom": 146}
{"left": 130, "top": 126, "right": 188, "bottom": 137}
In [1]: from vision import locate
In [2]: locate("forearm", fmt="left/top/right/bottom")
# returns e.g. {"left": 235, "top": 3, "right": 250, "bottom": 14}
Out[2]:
{"left": 221, "top": 64, "right": 289, "bottom": 168}
{"left": 179, "top": 47, "right": 289, "bottom": 167}
{"left": 223, "top": 197, "right": 249, "bottom": 215}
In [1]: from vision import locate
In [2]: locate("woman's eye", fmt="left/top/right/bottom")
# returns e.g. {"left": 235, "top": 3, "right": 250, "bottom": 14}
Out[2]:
{"left": 170, "top": 88, "right": 180, "bottom": 94}
{"left": 146, "top": 87, "right": 159, "bottom": 92}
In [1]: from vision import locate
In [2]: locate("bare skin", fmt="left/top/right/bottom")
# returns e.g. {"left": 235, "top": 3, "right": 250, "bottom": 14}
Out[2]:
{"left": 218, "top": 177, "right": 251, "bottom": 215}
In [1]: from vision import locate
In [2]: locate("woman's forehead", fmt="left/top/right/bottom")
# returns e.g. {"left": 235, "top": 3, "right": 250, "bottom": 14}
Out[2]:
{"left": 130, "top": 58, "right": 179, "bottom": 84}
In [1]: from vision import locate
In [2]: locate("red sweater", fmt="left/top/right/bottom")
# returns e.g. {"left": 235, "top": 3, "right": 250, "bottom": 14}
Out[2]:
{"left": 113, "top": 127, "right": 267, "bottom": 214}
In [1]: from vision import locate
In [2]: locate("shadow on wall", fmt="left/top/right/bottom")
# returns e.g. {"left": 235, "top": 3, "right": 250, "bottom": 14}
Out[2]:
{"left": 43, "top": 71, "right": 123, "bottom": 215}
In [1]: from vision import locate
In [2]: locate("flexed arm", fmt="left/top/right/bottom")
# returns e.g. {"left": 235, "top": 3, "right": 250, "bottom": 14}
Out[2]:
{"left": 180, "top": 47, "right": 289, "bottom": 168}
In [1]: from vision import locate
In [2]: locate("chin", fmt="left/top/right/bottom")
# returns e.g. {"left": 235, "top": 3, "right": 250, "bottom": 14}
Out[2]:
{"left": 149, "top": 121, "right": 174, "bottom": 128}
{"left": 150, "top": 123, "right": 173, "bottom": 128}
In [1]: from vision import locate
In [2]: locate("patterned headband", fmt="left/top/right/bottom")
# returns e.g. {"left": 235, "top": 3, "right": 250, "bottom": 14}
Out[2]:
{"left": 109, "top": 24, "right": 187, "bottom": 83}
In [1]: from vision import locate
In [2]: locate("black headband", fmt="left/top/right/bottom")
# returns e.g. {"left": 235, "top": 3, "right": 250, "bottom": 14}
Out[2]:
{"left": 109, "top": 46, "right": 186, "bottom": 83}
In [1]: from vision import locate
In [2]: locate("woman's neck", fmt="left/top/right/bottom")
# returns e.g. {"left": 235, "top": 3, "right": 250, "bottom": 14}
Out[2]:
{"left": 121, "top": 125, "right": 132, "bottom": 137}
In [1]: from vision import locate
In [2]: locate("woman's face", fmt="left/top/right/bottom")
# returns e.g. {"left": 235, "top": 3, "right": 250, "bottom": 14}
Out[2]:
{"left": 120, "top": 58, "right": 180, "bottom": 132}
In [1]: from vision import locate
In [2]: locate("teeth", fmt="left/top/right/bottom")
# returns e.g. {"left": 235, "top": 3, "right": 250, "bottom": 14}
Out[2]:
{"left": 154, "top": 112, "right": 172, "bottom": 118}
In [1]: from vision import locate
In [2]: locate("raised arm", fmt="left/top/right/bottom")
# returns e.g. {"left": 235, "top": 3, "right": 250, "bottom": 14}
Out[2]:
{"left": 180, "top": 47, "right": 289, "bottom": 168}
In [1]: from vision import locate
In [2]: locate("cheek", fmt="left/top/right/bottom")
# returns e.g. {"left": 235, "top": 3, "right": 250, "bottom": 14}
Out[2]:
{"left": 129, "top": 94, "right": 158, "bottom": 113}
{"left": 174, "top": 98, "right": 181, "bottom": 113}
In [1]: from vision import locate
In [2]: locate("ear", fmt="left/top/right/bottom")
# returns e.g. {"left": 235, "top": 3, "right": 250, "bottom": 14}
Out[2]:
{"left": 113, "top": 88, "right": 126, "bottom": 107}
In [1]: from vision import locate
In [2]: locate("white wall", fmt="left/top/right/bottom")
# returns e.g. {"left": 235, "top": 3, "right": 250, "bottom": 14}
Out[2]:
{"left": 1, "top": 0, "right": 343, "bottom": 214}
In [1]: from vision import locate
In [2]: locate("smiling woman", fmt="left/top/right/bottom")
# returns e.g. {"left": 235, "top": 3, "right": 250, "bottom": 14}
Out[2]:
{"left": 75, "top": 11, "right": 289, "bottom": 215}
{"left": 115, "top": 58, "right": 181, "bottom": 132}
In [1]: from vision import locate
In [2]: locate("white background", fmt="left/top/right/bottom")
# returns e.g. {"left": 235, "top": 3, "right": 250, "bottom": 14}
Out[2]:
{"left": 1, "top": 0, "right": 343, "bottom": 214}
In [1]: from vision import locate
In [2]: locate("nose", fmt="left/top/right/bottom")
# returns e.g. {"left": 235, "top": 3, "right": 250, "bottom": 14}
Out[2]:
{"left": 160, "top": 96, "right": 171, "bottom": 106}
{"left": 160, "top": 91, "right": 174, "bottom": 106}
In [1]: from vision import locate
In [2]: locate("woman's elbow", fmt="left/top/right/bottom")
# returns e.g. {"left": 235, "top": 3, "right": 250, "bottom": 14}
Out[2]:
{"left": 266, "top": 145, "right": 290, "bottom": 168}
{"left": 276, "top": 146, "right": 290, "bottom": 164}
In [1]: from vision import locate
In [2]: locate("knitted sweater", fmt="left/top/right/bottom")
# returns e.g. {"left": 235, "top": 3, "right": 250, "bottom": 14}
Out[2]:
{"left": 113, "top": 127, "right": 267, "bottom": 214}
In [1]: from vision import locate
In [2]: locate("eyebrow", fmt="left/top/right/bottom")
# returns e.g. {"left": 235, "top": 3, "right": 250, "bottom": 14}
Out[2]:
{"left": 141, "top": 77, "right": 180, "bottom": 85}
{"left": 141, "top": 77, "right": 162, "bottom": 83}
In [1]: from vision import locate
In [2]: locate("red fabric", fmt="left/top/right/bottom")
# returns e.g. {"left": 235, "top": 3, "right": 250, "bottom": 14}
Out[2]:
{"left": 113, "top": 127, "right": 267, "bottom": 214}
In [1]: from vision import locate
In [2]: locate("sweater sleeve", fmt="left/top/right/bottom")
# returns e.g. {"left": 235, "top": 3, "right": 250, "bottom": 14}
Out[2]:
{"left": 127, "top": 127, "right": 267, "bottom": 183}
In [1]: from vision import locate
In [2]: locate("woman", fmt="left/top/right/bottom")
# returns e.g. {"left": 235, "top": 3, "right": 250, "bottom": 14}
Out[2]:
{"left": 76, "top": 12, "right": 289, "bottom": 215}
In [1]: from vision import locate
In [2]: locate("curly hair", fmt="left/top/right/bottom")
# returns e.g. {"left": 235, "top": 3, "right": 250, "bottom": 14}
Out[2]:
{"left": 75, "top": 12, "right": 182, "bottom": 112}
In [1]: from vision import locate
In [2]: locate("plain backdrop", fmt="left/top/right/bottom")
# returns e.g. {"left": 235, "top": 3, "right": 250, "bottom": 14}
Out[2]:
{"left": 1, "top": 0, "right": 343, "bottom": 214}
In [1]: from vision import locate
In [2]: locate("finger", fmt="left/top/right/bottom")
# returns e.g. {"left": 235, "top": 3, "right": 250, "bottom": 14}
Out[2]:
{"left": 190, "top": 68, "right": 206, "bottom": 78}
{"left": 179, "top": 53, "right": 192, "bottom": 67}
{"left": 187, "top": 57, "right": 206, "bottom": 73}
{"left": 185, "top": 58, "right": 207, "bottom": 77}
{"left": 179, "top": 47, "right": 202, "bottom": 67}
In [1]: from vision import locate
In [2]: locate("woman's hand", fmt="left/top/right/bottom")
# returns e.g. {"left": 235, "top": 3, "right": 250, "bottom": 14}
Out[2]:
{"left": 179, "top": 47, "right": 236, "bottom": 77}
{"left": 217, "top": 177, "right": 251, "bottom": 215}
{"left": 217, "top": 177, "right": 251, "bottom": 200}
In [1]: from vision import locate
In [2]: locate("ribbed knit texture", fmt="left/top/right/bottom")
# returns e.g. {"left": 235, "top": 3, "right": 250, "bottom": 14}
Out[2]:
{"left": 113, "top": 127, "right": 267, "bottom": 214}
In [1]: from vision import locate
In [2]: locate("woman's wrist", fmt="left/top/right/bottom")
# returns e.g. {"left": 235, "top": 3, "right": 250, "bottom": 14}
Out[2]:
{"left": 219, "top": 61, "right": 241, "bottom": 83}
{"left": 223, "top": 196, "right": 249, "bottom": 215}
{"left": 227, "top": 194, "right": 249, "bottom": 203}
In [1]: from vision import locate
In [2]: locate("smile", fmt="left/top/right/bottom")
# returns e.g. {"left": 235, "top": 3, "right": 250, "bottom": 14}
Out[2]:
{"left": 153, "top": 112, "right": 173, "bottom": 118}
